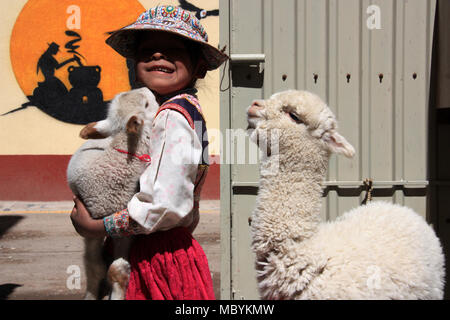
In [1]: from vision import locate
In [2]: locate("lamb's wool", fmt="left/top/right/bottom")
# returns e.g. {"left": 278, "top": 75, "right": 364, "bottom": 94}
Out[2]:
{"left": 67, "top": 87, "right": 159, "bottom": 300}
{"left": 248, "top": 90, "right": 445, "bottom": 300}
{"left": 67, "top": 88, "right": 158, "bottom": 219}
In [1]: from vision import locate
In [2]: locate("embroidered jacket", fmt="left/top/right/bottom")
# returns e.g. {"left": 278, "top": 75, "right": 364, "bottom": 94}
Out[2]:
{"left": 104, "top": 92, "right": 209, "bottom": 237}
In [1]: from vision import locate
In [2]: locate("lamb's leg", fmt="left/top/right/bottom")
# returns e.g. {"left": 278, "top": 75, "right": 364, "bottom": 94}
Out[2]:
{"left": 83, "top": 238, "right": 108, "bottom": 300}
{"left": 107, "top": 237, "right": 133, "bottom": 300}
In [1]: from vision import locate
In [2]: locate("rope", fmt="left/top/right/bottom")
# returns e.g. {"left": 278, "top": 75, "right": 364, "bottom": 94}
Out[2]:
{"left": 114, "top": 148, "right": 151, "bottom": 163}
{"left": 361, "top": 178, "right": 373, "bottom": 205}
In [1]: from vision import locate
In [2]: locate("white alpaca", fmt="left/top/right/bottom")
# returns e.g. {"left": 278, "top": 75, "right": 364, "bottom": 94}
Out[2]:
{"left": 247, "top": 90, "right": 445, "bottom": 300}
{"left": 67, "top": 87, "right": 158, "bottom": 300}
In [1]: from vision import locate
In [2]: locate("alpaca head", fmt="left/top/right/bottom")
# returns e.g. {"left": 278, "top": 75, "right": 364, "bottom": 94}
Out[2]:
{"left": 247, "top": 90, "right": 355, "bottom": 172}
{"left": 79, "top": 87, "right": 159, "bottom": 139}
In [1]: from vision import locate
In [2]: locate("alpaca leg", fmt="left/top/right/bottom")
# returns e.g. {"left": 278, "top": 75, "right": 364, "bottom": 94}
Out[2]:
{"left": 83, "top": 238, "right": 108, "bottom": 300}
{"left": 107, "top": 238, "right": 132, "bottom": 300}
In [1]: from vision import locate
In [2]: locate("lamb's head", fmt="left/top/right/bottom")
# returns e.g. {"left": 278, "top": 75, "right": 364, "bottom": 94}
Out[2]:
{"left": 79, "top": 87, "right": 159, "bottom": 139}
{"left": 247, "top": 90, "right": 355, "bottom": 171}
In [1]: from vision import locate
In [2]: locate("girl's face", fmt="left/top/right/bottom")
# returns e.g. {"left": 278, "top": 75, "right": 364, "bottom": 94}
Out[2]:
{"left": 135, "top": 32, "right": 204, "bottom": 96}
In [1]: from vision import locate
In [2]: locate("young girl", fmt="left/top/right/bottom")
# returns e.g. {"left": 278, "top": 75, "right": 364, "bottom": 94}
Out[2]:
{"left": 70, "top": 5, "right": 228, "bottom": 300}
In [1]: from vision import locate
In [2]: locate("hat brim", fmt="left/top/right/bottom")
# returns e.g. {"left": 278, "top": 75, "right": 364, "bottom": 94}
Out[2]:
{"left": 106, "top": 27, "right": 228, "bottom": 71}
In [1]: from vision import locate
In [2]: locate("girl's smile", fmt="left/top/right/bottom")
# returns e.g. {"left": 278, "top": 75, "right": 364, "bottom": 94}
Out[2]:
{"left": 146, "top": 65, "right": 175, "bottom": 74}
{"left": 135, "top": 32, "right": 205, "bottom": 96}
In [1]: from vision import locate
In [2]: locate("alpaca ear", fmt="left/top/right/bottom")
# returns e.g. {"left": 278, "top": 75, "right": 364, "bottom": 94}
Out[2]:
{"left": 126, "top": 115, "right": 143, "bottom": 135}
{"left": 79, "top": 122, "right": 108, "bottom": 139}
{"left": 323, "top": 130, "right": 355, "bottom": 158}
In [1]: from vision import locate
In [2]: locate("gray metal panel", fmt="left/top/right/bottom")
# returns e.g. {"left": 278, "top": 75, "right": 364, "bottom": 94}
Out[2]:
{"left": 219, "top": 0, "right": 232, "bottom": 300}
{"left": 328, "top": 0, "right": 363, "bottom": 217}
{"left": 401, "top": 0, "right": 434, "bottom": 213}
{"left": 221, "top": 0, "right": 436, "bottom": 300}
{"left": 229, "top": 0, "right": 264, "bottom": 300}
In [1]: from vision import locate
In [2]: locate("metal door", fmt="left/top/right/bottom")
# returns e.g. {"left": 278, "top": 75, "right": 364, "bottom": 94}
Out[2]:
{"left": 220, "top": 0, "right": 436, "bottom": 300}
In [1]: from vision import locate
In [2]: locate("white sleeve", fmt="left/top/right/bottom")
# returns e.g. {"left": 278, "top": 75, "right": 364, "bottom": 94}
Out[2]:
{"left": 127, "top": 109, "right": 202, "bottom": 234}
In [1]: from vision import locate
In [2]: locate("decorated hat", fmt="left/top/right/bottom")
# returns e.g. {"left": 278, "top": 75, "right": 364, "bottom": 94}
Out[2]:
{"left": 106, "top": 5, "right": 228, "bottom": 70}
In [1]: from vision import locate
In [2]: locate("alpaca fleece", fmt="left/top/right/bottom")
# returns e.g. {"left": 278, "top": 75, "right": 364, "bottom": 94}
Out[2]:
{"left": 248, "top": 90, "right": 445, "bottom": 300}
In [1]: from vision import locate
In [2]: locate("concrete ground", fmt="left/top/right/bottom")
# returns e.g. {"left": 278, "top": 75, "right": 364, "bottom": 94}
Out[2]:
{"left": 0, "top": 200, "right": 220, "bottom": 300}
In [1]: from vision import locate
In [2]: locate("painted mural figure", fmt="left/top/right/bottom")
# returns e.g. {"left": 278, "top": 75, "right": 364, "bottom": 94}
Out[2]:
{"left": 34, "top": 42, "right": 81, "bottom": 107}
{"left": 37, "top": 42, "right": 81, "bottom": 80}
{"left": 3, "top": 31, "right": 109, "bottom": 124}
{"left": 178, "top": 0, "right": 219, "bottom": 19}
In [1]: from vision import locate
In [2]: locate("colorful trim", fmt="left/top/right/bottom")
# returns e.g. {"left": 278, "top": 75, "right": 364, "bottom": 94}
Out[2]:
{"left": 154, "top": 93, "right": 205, "bottom": 129}
{"left": 155, "top": 94, "right": 209, "bottom": 165}
{"left": 168, "top": 94, "right": 202, "bottom": 115}
{"left": 132, "top": 6, "right": 208, "bottom": 41}
{"left": 103, "top": 209, "right": 145, "bottom": 238}
{"left": 155, "top": 103, "right": 195, "bottom": 129}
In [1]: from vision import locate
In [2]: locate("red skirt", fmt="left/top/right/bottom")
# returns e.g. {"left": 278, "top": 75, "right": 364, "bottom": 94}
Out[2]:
{"left": 125, "top": 227, "right": 215, "bottom": 300}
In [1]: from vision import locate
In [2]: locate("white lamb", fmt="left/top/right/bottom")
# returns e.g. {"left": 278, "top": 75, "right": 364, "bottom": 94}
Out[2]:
{"left": 246, "top": 89, "right": 445, "bottom": 300}
{"left": 67, "top": 87, "right": 158, "bottom": 300}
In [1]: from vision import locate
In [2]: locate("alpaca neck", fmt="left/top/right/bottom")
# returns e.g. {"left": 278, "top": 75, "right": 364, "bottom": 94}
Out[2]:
{"left": 251, "top": 154, "right": 327, "bottom": 257}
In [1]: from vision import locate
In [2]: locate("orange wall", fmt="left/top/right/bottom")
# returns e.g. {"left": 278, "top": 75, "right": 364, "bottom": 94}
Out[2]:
{"left": 0, "top": 0, "right": 221, "bottom": 200}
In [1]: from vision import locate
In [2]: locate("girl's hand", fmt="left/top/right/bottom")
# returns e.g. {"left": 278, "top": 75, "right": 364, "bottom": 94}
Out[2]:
{"left": 70, "top": 196, "right": 107, "bottom": 238}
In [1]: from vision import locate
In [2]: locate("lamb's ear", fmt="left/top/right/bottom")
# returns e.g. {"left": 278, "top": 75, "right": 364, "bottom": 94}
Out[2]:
{"left": 323, "top": 130, "right": 355, "bottom": 158}
{"left": 79, "top": 122, "right": 108, "bottom": 139}
{"left": 126, "top": 115, "right": 143, "bottom": 135}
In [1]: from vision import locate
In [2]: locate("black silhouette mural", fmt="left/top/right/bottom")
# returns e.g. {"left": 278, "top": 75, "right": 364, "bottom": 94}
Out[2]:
{"left": 178, "top": 0, "right": 219, "bottom": 19}
{"left": 3, "top": 30, "right": 110, "bottom": 124}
